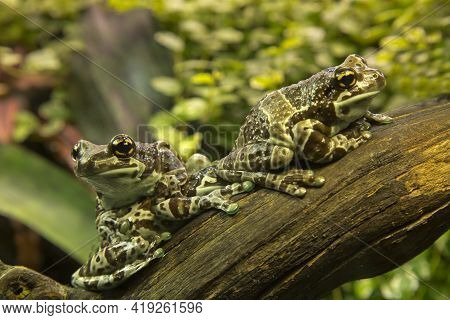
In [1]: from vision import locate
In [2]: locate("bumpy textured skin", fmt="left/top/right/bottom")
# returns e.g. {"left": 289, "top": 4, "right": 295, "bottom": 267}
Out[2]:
{"left": 71, "top": 139, "right": 253, "bottom": 290}
{"left": 217, "top": 54, "right": 393, "bottom": 196}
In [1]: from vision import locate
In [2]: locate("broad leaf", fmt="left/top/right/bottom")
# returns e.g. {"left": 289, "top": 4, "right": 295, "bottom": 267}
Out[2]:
{"left": 0, "top": 144, "right": 96, "bottom": 263}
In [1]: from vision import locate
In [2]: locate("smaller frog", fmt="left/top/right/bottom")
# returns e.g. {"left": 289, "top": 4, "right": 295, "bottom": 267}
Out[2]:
{"left": 71, "top": 134, "right": 253, "bottom": 290}
{"left": 217, "top": 54, "right": 393, "bottom": 196}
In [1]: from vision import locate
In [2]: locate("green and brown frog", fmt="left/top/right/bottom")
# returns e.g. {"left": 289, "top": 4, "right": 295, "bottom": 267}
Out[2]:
{"left": 71, "top": 54, "right": 392, "bottom": 290}
{"left": 70, "top": 134, "right": 253, "bottom": 290}
{"left": 216, "top": 54, "right": 392, "bottom": 195}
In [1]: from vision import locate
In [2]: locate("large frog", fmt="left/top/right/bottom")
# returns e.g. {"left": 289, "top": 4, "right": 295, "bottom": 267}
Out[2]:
{"left": 217, "top": 54, "right": 392, "bottom": 196}
{"left": 70, "top": 134, "right": 253, "bottom": 290}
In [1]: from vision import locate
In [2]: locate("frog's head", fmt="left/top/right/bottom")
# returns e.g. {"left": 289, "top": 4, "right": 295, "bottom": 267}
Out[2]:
{"left": 307, "top": 54, "right": 385, "bottom": 126}
{"left": 71, "top": 134, "right": 162, "bottom": 210}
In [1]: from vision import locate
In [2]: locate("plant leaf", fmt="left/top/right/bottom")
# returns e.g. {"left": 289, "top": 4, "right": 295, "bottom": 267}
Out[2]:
{"left": 0, "top": 144, "right": 97, "bottom": 263}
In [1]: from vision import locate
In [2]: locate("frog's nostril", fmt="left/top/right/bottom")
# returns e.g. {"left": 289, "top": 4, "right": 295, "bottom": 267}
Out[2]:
{"left": 71, "top": 142, "right": 82, "bottom": 161}
{"left": 368, "top": 71, "right": 384, "bottom": 83}
{"left": 376, "top": 72, "right": 387, "bottom": 88}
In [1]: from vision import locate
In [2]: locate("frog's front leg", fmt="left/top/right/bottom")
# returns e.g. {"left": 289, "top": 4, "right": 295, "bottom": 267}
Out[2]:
{"left": 71, "top": 235, "right": 164, "bottom": 290}
{"left": 293, "top": 119, "right": 371, "bottom": 164}
{"left": 153, "top": 181, "right": 253, "bottom": 218}
{"left": 365, "top": 110, "right": 393, "bottom": 124}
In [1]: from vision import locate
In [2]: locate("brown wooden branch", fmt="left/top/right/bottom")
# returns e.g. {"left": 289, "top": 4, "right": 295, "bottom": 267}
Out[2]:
{"left": 1, "top": 96, "right": 449, "bottom": 299}
{"left": 0, "top": 259, "right": 99, "bottom": 299}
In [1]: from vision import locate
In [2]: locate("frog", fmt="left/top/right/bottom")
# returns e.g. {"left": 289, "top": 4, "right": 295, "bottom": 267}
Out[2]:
{"left": 70, "top": 134, "right": 254, "bottom": 290}
{"left": 216, "top": 54, "right": 393, "bottom": 196}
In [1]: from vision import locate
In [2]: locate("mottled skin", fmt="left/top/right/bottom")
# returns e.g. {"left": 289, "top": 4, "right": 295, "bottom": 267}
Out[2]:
{"left": 217, "top": 54, "right": 393, "bottom": 196}
{"left": 70, "top": 135, "right": 253, "bottom": 290}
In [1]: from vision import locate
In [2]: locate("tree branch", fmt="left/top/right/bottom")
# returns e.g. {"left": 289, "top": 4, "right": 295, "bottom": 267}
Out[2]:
{"left": 0, "top": 259, "right": 99, "bottom": 299}
{"left": 1, "top": 96, "right": 449, "bottom": 299}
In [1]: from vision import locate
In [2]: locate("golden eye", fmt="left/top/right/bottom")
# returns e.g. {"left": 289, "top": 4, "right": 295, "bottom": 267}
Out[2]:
{"left": 109, "top": 134, "right": 136, "bottom": 159}
{"left": 335, "top": 67, "right": 357, "bottom": 89}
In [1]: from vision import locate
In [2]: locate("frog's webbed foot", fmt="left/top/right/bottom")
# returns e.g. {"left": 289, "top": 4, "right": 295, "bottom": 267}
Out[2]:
{"left": 365, "top": 110, "right": 393, "bottom": 124}
{"left": 71, "top": 235, "right": 164, "bottom": 291}
{"left": 216, "top": 169, "right": 324, "bottom": 198}
{"left": 206, "top": 181, "right": 255, "bottom": 215}
{"left": 283, "top": 169, "right": 326, "bottom": 188}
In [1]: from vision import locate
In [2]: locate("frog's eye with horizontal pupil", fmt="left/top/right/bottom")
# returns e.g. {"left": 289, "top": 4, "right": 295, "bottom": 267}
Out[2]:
{"left": 335, "top": 68, "right": 357, "bottom": 89}
{"left": 109, "top": 134, "right": 136, "bottom": 159}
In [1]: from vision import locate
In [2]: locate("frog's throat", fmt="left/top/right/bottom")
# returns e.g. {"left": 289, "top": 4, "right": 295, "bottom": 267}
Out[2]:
{"left": 333, "top": 90, "right": 379, "bottom": 109}
{"left": 97, "top": 168, "right": 162, "bottom": 210}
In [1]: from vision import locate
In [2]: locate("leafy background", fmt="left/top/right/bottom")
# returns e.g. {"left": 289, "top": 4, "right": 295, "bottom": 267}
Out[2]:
{"left": 0, "top": 0, "right": 448, "bottom": 298}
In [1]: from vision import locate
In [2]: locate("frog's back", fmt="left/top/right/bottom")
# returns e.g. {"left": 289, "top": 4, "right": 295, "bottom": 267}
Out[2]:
{"left": 137, "top": 141, "right": 184, "bottom": 174}
{"left": 233, "top": 83, "right": 309, "bottom": 149}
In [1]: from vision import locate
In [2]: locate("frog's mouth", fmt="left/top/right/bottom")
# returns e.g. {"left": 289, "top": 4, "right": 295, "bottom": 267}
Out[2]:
{"left": 76, "top": 157, "right": 146, "bottom": 180}
{"left": 334, "top": 90, "right": 380, "bottom": 109}
{"left": 94, "top": 166, "right": 143, "bottom": 178}
{"left": 76, "top": 165, "right": 141, "bottom": 179}
{"left": 333, "top": 90, "right": 380, "bottom": 121}
{"left": 75, "top": 163, "right": 145, "bottom": 182}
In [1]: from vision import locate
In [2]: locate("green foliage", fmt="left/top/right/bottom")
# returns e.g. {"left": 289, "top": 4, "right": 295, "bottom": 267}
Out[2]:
{"left": 333, "top": 231, "right": 450, "bottom": 299}
{"left": 12, "top": 90, "right": 71, "bottom": 142}
{"left": 109, "top": 0, "right": 449, "bottom": 155}
{"left": 0, "top": 145, "right": 97, "bottom": 263}
{"left": 0, "top": 0, "right": 98, "bottom": 142}
{"left": 0, "top": 0, "right": 95, "bottom": 64}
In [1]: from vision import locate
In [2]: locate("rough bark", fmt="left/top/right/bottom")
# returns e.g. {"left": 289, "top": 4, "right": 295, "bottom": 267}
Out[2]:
{"left": 0, "top": 259, "right": 99, "bottom": 299}
{"left": 1, "top": 96, "right": 449, "bottom": 299}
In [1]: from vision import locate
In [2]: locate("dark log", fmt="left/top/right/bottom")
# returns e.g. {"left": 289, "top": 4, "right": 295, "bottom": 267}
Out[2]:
{"left": 0, "top": 259, "right": 98, "bottom": 299}
{"left": 1, "top": 96, "right": 448, "bottom": 299}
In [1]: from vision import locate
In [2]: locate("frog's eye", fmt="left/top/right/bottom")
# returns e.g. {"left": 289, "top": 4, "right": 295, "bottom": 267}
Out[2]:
{"left": 335, "top": 67, "right": 357, "bottom": 89}
{"left": 109, "top": 134, "right": 136, "bottom": 159}
{"left": 71, "top": 143, "right": 81, "bottom": 161}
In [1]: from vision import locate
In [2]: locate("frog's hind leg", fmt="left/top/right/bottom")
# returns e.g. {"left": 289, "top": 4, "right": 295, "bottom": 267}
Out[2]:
{"left": 216, "top": 168, "right": 324, "bottom": 197}
{"left": 183, "top": 165, "right": 254, "bottom": 196}
{"left": 71, "top": 235, "right": 162, "bottom": 291}
{"left": 72, "top": 248, "right": 164, "bottom": 291}
{"left": 218, "top": 142, "right": 294, "bottom": 172}
{"left": 217, "top": 142, "right": 324, "bottom": 197}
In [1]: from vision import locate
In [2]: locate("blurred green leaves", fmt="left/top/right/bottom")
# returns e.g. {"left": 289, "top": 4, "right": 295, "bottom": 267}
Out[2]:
{"left": 335, "top": 232, "right": 450, "bottom": 299}
{"left": 0, "top": 145, "right": 97, "bottom": 262}
{"left": 151, "top": 76, "right": 182, "bottom": 96}
{"left": 155, "top": 31, "right": 185, "bottom": 52}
